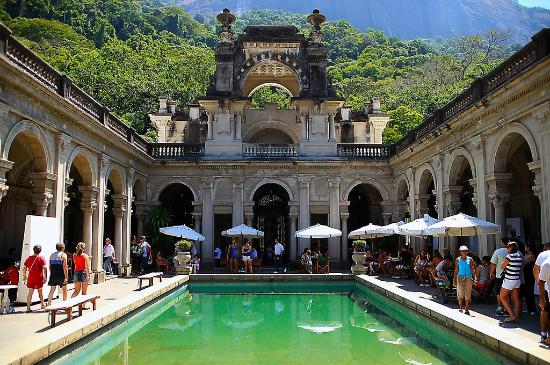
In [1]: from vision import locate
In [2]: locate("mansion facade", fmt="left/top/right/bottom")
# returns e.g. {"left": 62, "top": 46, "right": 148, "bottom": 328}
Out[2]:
{"left": 0, "top": 10, "right": 549, "bottom": 279}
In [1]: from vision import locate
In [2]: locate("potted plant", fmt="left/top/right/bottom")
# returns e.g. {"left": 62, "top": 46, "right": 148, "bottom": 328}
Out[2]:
{"left": 351, "top": 240, "right": 367, "bottom": 274}
{"left": 175, "top": 239, "right": 193, "bottom": 274}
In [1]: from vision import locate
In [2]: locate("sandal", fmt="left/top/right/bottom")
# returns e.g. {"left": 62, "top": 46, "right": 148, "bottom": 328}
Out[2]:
{"left": 500, "top": 317, "right": 517, "bottom": 323}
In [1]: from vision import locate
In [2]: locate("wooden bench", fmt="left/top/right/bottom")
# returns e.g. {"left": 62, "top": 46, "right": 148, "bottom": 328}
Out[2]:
{"left": 137, "top": 272, "right": 163, "bottom": 289}
{"left": 44, "top": 294, "right": 100, "bottom": 328}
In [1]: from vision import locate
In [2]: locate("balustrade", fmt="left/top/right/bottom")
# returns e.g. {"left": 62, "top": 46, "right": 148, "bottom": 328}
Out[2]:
{"left": 337, "top": 144, "right": 392, "bottom": 159}
{"left": 242, "top": 143, "right": 298, "bottom": 158}
{"left": 148, "top": 143, "right": 205, "bottom": 159}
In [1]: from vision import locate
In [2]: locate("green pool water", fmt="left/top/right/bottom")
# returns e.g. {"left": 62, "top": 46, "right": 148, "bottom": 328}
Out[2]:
{"left": 49, "top": 282, "right": 517, "bottom": 365}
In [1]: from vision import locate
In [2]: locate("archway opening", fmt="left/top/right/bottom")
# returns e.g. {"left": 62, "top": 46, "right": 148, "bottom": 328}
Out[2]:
{"left": 159, "top": 183, "right": 194, "bottom": 226}
{"left": 495, "top": 133, "right": 540, "bottom": 245}
{"left": 347, "top": 184, "right": 383, "bottom": 258}
{"left": 243, "top": 60, "right": 300, "bottom": 97}
{"left": 64, "top": 166, "right": 84, "bottom": 252}
{"left": 253, "top": 183, "right": 290, "bottom": 264}
{"left": 0, "top": 131, "right": 47, "bottom": 263}
{"left": 248, "top": 128, "right": 294, "bottom": 144}
{"left": 249, "top": 84, "right": 292, "bottom": 110}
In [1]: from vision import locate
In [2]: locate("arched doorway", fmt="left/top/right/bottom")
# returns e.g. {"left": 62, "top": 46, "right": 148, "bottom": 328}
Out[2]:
{"left": 494, "top": 132, "right": 540, "bottom": 245}
{"left": 418, "top": 169, "right": 438, "bottom": 219}
{"left": 253, "top": 184, "right": 290, "bottom": 264}
{"left": 1, "top": 129, "right": 49, "bottom": 261}
{"left": 64, "top": 166, "right": 83, "bottom": 252}
{"left": 158, "top": 183, "right": 194, "bottom": 226}
{"left": 347, "top": 184, "right": 383, "bottom": 258}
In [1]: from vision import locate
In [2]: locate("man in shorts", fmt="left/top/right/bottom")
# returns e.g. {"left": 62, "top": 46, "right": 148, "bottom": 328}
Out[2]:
{"left": 534, "top": 242, "right": 550, "bottom": 343}
{"left": 537, "top": 258, "right": 550, "bottom": 346}
{"left": 490, "top": 237, "right": 509, "bottom": 316}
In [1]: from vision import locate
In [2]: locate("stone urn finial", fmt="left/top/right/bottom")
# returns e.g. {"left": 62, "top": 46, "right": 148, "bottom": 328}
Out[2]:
{"left": 307, "top": 9, "right": 326, "bottom": 44}
{"left": 216, "top": 8, "right": 236, "bottom": 44}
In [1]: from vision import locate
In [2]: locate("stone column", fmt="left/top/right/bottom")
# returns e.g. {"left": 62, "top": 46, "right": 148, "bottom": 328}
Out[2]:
{"left": 232, "top": 181, "right": 243, "bottom": 226}
{"left": 134, "top": 201, "right": 147, "bottom": 236}
{"left": 443, "top": 186, "right": 463, "bottom": 216}
{"left": 29, "top": 172, "right": 56, "bottom": 216}
{"left": 244, "top": 204, "right": 254, "bottom": 227}
{"left": 300, "top": 113, "right": 308, "bottom": 141}
{"left": 112, "top": 194, "right": 127, "bottom": 267}
{"left": 340, "top": 212, "right": 349, "bottom": 265}
{"left": 486, "top": 173, "right": 512, "bottom": 244}
{"left": 298, "top": 177, "right": 311, "bottom": 253}
{"left": 528, "top": 160, "right": 545, "bottom": 240}
{"left": 328, "top": 113, "right": 336, "bottom": 142}
{"left": 192, "top": 212, "right": 202, "bottom": 233}
{"left": 414, "top": 194, "right": 430, "bottom": 218}
{"left": 207, "top": 112, "right": 214, "bottom": 140}
{"left": 534, "top": 105, "right": 550, "bottom": 242}
{"left": 289, "top": 205, "right": 299, "bottom": 261}
{"left": 201, "top": 179, "right": 214, "bottom": 262}
{"left": 79, "top": 186, "right": 98, "bottom": 256}
{"left": 92, "top": 155, "right": 109, "bottom": 280}
{"left": 54, "top": 134, "right": 71, "bottom": 239}
{"left": 0, "top": 159, "right": 14, "bottom": 203}
{"left": 328, "top": 177, "right": 341, "bottom": 261}
{"left": 234, "top": 113, "right": 242, "bottom": 140}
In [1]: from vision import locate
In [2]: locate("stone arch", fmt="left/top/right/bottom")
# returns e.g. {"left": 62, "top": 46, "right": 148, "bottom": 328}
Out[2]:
{"left": 66, "top": 146, "right": 97, "bottom": 186}
{"left": 238, "top": 52, "right": 305, "bottom": 97}
{"left": 2, "top": 120, "right": 52, "bottom": 173}
{"left": 492, "top": 122, "right": 539, "bottom": 174}
{"left": 248, "top": 179, "right": 296, "bottom": 203}
{"left": 105, "top": 164, "right": 125, "bottom": 195}
{"left": 447, "top": 147, "right": 476, "bottom": 186}
{"left": 133, "top": 177, "right": 146, "bottom": 200}
{"left": 244, "top": 120, "right": 300, "bottom": 144}
{"left": 395, "top": 174, "right": 410, "bottom": 201}
{"left": 342, "top": 178, "right": 390, "bottom": 202}
{"left": 249, "top": 83, "right": 293, "bottom": 97}
{"left": 154, "top": 179, "right": 199, "bottom": 201}
{"left": 416, "top": 163, "right": 437, "bottom": 194}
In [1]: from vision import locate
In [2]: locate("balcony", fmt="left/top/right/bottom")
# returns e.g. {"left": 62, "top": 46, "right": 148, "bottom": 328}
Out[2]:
{"left": 337, "top": 144, "right": 393, "bottom": 160}
{"left": 243, "top": 143, "right": 299, "bottom": 158}
{"left": 148, "top": 143, "right": 204, "bottom": 159}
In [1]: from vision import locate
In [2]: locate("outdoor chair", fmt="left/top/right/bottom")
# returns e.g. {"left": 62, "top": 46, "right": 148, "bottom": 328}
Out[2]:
{"left": 156, "top": 254, "right": 174, "bottom": 274}
{"left": 317, "top": 256, "right": 330, "bottom": 274}
{"left": 252, "top": 257, "right": 262, "bottom": 272}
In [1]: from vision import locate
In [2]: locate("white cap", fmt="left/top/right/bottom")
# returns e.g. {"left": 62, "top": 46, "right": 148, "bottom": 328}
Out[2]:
{"left": 459, "top": 245, "right": 468, "bottom": 251}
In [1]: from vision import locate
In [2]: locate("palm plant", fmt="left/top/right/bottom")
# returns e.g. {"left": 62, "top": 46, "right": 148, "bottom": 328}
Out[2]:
{"left": 147, "top": 206, "right": 171, "bottom": 248}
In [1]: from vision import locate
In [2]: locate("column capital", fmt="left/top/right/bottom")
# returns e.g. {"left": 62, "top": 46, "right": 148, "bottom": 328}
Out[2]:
{"left": 533, "top": 185, "right": 544, "bottom": 200}
{"left": 80, "top": 199, "right": 98, "bottom": 214}
{"left": 201, "top": 177, "right": 214, "bottom": 190}
{"left": 99, "top": 154, "right": 110, "bottom": 177}
{"left": 488, "top": 192, "right": 510, "bottom": 208}
{"left": 327, "top": 177, "right": 341, "bottom": 188}
{"left": 340, "top": 212, "right": 350, "bottom": 221}
{"left": 112, "top": 194, "right": 128, "bottom": 216}
{"left": 56, "top": 133, "right": 72, "bottom": 162}
{"left": 298, "top": 176, "right": 312, "bottom": 188}
{"left": 382, "top": 212, "right": 393, "bottom": 225}
{"left": 289, "top": 204, "right": 300, "bottom": 216}
{"left": 0, "top": 158, "right": 14, "bottom": 177}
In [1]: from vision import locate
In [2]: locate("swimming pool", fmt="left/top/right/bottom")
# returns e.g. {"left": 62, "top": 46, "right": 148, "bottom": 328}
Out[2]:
{"left": 48, "top": 281, "right": 517, "bottom": 365}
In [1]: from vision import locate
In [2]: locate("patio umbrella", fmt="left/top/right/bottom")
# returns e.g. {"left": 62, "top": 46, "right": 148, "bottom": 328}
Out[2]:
{"left": 160, "top": 224, "right": 205, "bottom": 241}
{"left": 221, "top": 224, "right": 264, "bottom": 238}
{"left": 348, "top": 223, "right": 389, "bottom": 239}
{"left": 396, "top": 214, "right": 440, "bottom": 237}
{"left": 424, "top": 213, "right": 500, "bottom": 237}
{"left": 295, "top": 223, "right": 342, "bottom": 239}
{"left": 379, "top": 221, "right": 405, "bottom": 235}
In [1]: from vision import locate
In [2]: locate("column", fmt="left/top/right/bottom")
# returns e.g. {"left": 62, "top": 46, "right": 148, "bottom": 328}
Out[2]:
{"left": 328, "top": 113, "right": 336, "bottom": 142}
{"left": 414, "top": 194, "right": 430, "bottom": 217}
{"left": 134, "top": 201, "right": 147, "bottom": 236}
{"left": 201, "top": 178, "right": 214, "bottom": 262}
{"left": 298, "top": 177, "right": 311, "bottom": 253}
{"left": 535, "top": 106, "right": 550, "bottom": 242}
{"left": 29, "top": 172, "right": 56, "bottom": 216}
{"left": 79, "top": 186, "right": 98, "bottom": 256}
{"left": 234, "top": 113, "right": 242, "bottom": 140}
{"left": 300, "top": 113, "right": 308, "bottom": 141}
{"left": 340, "top": 212, "right": 349, "bottom": 265}
{"left": 93, "top": 155, "right": 109, "bottom": 277}
{"left": 328, "top": 177, "right": 340, "bottom": 261}
{"left": 192, "top": 212, "right": 202, "bottom": 233}
{"left": 289, "top": 205, "right": 299, "bottom": 262}
{"left": 123, "top": 169, "right": 135, "bottom": 269}
{"left": 0, "top": 159, "right": 14, "bottom": 203}
{"left": 207, "top": 112, "right": 214, "bottom": 140}
{"left": 232, "top": 181, "right": 243, "bottom": 226}
{"left": 244, "top": 205, "right": 254, "bottom": 227}
{"left": 443, "top": 186, "right": 463, "bottom": 216}
{"left": 112, "top": 194, "right": 127, "bottom": 268}
{"left": 528, "top": 160, "right": 545, "bottom": 241}
{"left": 486, "top": 173, "right": 512, "bottom": 244}
{"left": 54, "top": 134, "right": 71, "bottom": 239}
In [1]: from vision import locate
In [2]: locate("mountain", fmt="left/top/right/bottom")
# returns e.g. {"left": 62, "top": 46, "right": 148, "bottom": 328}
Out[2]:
{"left": 177, "top": 0, "right": 550, "bottom": 42}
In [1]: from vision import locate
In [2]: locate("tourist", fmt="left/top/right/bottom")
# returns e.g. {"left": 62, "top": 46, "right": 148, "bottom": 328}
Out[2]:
{"left": 537, "top": 259, "right": 550, "bottom": 346}
{"left": 523, "top": 244, "right": 538, "bottom": 316}
{"left": 47, "top": 242, "right": 68, "bottom": 306}
{"left": 131, "top": 236, "right": 141, "bottom": 274}
{"left": 378, "top": 250, "right": 388, "bottom": 276}
{"left": 454, "top": 245, "right": 476, "bottom": 315}
{"left": 490, "top": 237, "right": 510, "bottom": 317}
{"left": 301, "top": 249, "right": 313, "bottom": 274}
{"left": 214, "top": 246, "right": 222, "bottom": 268}
{"left": 228, "top": 239, "right": 239, "bottom": 273}
{"left": 140, "top": 236, "right": 151, "bottom": 274}
{"left": 242, "top": 241, "right": 252, "bottom": 274}
{"left": 414, "top": 249, "right": 429, "bottom": 286}
{"left": 22, "top": 245, "right": 47, "bottom": 312}
{"left": 274, "top": 239, "right": 285, "bottom": 273}
{"left": 534, "top": 242, "right": 550, "bottom": 343}
{"left": 429, "top": 250, "right": 443, "bottom": 286}
{"left": 103, "top": 238, "right": 115, "bottom": 275}
{"left": 250, "top": 246, "right": 258, "bottom": 272}
{"left": 71, "top": 242, "right": 91, "bottom": 299}
{"left": 190, "top": 254, "right": 200, "bottom": 274}
{"left": 499, "top": 241, "right": 523, "bottom": 323}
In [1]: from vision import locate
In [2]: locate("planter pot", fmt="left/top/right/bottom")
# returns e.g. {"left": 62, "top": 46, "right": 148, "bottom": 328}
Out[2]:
{"left": 119, "top": 264, "right": 132, "bottom": 277}
{"left": 351, "top": 252, "right": 367, "bottom": 274}
{"left": 176, "top": 251, "right": 192, "bottom": 274}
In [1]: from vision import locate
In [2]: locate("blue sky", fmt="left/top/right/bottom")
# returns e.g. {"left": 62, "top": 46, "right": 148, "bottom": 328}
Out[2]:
{"left": 517, "top": 0, "right": 550, "bottom": 8}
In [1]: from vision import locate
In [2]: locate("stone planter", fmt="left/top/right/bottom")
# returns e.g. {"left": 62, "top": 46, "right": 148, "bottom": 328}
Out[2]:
{"left": 351, "top": 252, "right": 367, "bottom": 274}
{"left": 175, "top": 251, "right": 192, "bottom": 274}
{"left": 119, "top": 264, "right": 132, "bottom": 277}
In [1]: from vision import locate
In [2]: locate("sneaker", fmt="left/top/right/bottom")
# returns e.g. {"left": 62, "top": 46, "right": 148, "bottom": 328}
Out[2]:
{"left": 530, "top": 311, "right": 537, "bottom": 316}
{"left": 540, "top": 335, "right": 548, "bottom": 344}
{"left": 459, "top": 309, "right": 463, "bottom": 313}
{"left": 464, "top": 309, "right": 470, "bottom": 316}
{"left": 495, "top": 308, "right": 508, "bottom": 317}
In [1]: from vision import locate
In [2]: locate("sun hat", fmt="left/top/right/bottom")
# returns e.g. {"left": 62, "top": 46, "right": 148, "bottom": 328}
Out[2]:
{"left": 459, "top": 245, "right": 468, "bottom": 252}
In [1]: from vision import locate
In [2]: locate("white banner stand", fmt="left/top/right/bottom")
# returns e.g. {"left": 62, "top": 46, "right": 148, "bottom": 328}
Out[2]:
{"left": 16, "top": 215, "right": 59, "bottom": 304}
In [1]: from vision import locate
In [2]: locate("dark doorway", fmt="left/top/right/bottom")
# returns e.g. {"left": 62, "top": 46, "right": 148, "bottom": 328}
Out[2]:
{"left": 159, "top": 183, "right": 194, "bottom": 226}
{"left": 214, "top": 213, "right": 233, "bottom": 256}
{"left": 253, "top": 184, "right": 290, "bottom": 263}
{"left": 64, "top": 167, "right": 83, "bottom": 252}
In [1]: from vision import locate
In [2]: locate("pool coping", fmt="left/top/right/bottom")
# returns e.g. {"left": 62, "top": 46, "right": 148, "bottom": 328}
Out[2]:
{"left": 354, "top": 275, "right": 550, "bottom": 365}
{"left": 4, "top": 275, "right": 188, "bottom": 365}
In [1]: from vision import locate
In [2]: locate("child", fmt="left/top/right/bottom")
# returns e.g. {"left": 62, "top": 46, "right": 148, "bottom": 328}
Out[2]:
{"left": 190, "top": 254, "right": 200, "bottom": 274}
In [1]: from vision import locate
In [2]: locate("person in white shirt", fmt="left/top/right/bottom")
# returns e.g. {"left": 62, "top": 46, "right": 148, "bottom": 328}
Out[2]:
{"left": 140, "top": 236, "right": 151, "bottom": 274}
{"left": 274, "top": 239, "right": 285, "bottom": 273}
{"left": 490, "top": 237, "right": 510, "bottom": 317}
{"left": 103, "top": 238, "right": 115, "bottom": 275}
{"left": 534, "top": 242, "right": 550, "bottom": 343}
{"left": 537, "top": 257, "right": 550, "bottom": 346}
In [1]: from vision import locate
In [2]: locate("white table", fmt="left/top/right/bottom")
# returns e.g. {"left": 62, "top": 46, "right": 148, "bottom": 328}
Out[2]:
{"left": 0, "top": 284, "right": 17, "bottom": 314}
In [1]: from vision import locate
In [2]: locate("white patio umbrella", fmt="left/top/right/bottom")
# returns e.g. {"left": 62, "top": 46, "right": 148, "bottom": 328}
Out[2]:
{"left": 379, "top": 221, "right": 406, "bottom": 235}
{"left": 397, "top": 214, "right": 440, "bottom": 237}
{"left": 160, "top": 224, "right": 205, "bottom": 241}
{"left": 295, "top": 223, "right": 342, "bottom": 239}
{"left": 221, "top": 224, "right": 264, "bottom": 239}
{"left": 424, "top": 213, "right": 500, "bottom": 237}
{"left": 348, "top": 223, "right": 389, "bottom": 239}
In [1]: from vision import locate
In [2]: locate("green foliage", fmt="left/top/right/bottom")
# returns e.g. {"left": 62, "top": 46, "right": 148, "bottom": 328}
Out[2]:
{"left": 175, "top": 239, "right": 193, "bottom": 251}
{"left": 250, "top": 86, "right": 292, "bottom": 109}
{"left": 352, "top": 240, "right": 366, "bottom": 251}
{"left": 147, "top": 206, "right": 171, "bottom": 248}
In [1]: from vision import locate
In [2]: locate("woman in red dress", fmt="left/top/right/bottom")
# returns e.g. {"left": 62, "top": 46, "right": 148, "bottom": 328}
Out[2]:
{"left": 22, "top": 245, "right": 48, "bottom": 312}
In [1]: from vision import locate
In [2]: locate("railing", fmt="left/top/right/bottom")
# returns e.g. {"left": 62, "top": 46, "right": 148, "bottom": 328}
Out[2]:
{"left": 337, "top": 144, "right": 393, "bottom": 159}
{"left": 243, "top": 143, "right": 299, "bottom": 158}
{"left": 148, "top": 143, "right": 205, "bottom": 159}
